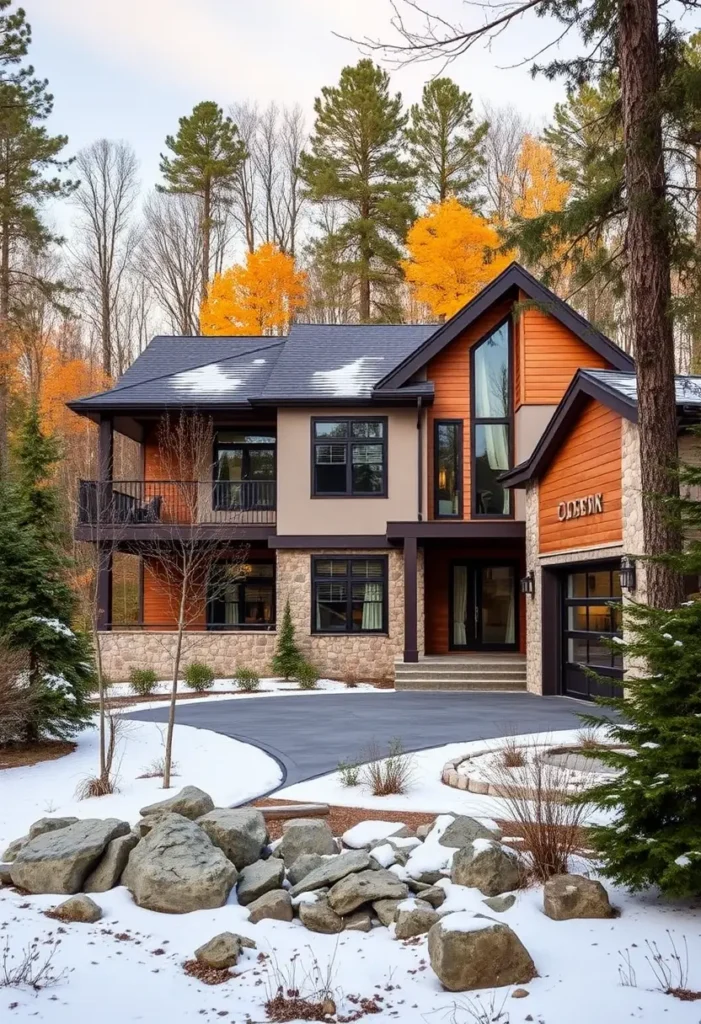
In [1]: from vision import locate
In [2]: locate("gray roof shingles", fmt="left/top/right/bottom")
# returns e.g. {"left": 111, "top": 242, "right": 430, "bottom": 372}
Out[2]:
{"left": 584, "top": 369, "right": 701, "bottom": 406}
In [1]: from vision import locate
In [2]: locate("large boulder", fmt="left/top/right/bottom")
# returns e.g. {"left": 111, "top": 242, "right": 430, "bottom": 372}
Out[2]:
{"left": 451, "top": 840, "right": 522, "bottom": 897}
{"left": 49, "top": 894, "right": 102, "bottom": 923}
{"left": 373, "top": 899, "right": 401, "bottom": 926}
{"left": 394, "top": 898, "right": 439, "bottom": 939}
{"left": 28, "top": 817, "right": 80, "bottom": 841}
{"left": 197, "top": 808, "right": 268, "bottom": 869}
{"left": 140, "top": 786, "right": 214, "bottom": 821}
{"left": 327, "top": 868, "right": 408, "bottom": 916}
{"left": 122, "top": 814, "right": 236, "bottom": 913}
{"left": 438, "top": 815, "right": 501, "bottom": 849}
{"left": 194, "top": 932, "right": 254, "bottom": 969}
{"left": 483, "top": 893, "right": 516, "bottom": 914}
{"left": 84, "top": 833, "right": 139, "bottom": 893}
{"left": 278, "top": 819, "right": 336, "bottom": 864}
{"left": 543, "top": 874, "right": 615, "bottom": 921}
{"left": 10, "top": 818, "right": 130, "bottom": 895}
{"left": 287, "top": 854, "right": 326, "bottom": 886}
{"left": 0, "top": 863, "right": 12, "bottom": 886}
{"left": 417, "top": 886, "right": 446, "bottom": 909}
{"left": 344, "top": 909, "right": 372, "bottom": 932}
{"left": 236, "top": 857, "right": 284, "bottom": 907}
{"left": 428, "top": 914, "right": 536, "bottom": 992}
{"left": 1, "top": 837, "right": 27, "bottom": 862}
{"left": 289, "top": 850, "right": 371, "bottom": 898}
{"left": 299, "top": 898, "right": 344, "bottom": 934}
{"left": 247, "top": 888, "right": 293, "bottom": 924}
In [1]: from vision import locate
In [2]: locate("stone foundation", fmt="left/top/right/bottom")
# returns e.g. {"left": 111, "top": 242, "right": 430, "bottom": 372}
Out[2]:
{"left": 99, "top": 630, "right": 277, "bottom": 682}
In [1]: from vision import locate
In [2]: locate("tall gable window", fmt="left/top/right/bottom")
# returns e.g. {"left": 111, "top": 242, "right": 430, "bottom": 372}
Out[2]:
{"left": 312, "top": 418, "right": 387, "bottom": 496}
{"left": 471, "top": 320, "right": 512, "bottom": 516}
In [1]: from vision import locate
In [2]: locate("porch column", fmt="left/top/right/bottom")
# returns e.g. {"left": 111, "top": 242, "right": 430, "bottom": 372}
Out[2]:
{"left": 96, "top": 542, "right": 113, "bottom": 631}
{"left": 403, "top": 536, "right": 419, "bottom": 663}
{"left": 98, "top": 415, "right": 114, "bottom": 482}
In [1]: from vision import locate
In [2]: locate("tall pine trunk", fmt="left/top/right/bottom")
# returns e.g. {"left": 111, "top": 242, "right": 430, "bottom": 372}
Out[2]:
{"left": 618, "top": 0, "right": 683, "bottom": 609}
{"left": 692, "top": 144, "right": 701, "bottom": 374}
{"left": 0, "top": 215, "right": 9, "bottom": 479}
{"left": 200, "top": 178, "right": 211, "bottom": 320}
{"left": 359, "top": 196, "right": 371, "bottom": 322}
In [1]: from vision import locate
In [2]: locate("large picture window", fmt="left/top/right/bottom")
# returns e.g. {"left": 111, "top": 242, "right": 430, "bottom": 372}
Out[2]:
{"left": 471, "top": 321, "right": 512, "bottom": 516}
{"left": 214, "top": 431, "right": 275, "bottom": 510}
{"left": 312, "top": 557, "right": 387, "bottom": 633}
{"left": 434, "top": 420, "right": 462, "bottom": 518}
{"left": 208, "top": 561, "right": 275, "bottom": 630}
{"left": 312, "top": 419, "right": 386, "bottom": 497}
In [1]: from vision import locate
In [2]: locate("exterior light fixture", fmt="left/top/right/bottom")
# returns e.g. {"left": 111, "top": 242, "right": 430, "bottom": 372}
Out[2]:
{"left": 619, "top": 555, "right": 636, "bottom": 592}
{"left": 520, "top": 570, "right": 535, "bottom": 596}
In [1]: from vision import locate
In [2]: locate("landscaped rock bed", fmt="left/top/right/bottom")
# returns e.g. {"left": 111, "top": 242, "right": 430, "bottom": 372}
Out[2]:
{"left": 0, "top": 785, "right": 618, "bottom": 993}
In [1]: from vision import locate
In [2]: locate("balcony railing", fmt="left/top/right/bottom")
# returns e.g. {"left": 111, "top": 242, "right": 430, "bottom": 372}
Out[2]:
{"left": 78, "top": 480, "right": 276, "bottom": 527}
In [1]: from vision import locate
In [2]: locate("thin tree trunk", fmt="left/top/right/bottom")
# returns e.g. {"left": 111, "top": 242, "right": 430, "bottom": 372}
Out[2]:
{"left": 692, "top": 144, "right": 701, "bottom": 374}
{"left": 618, "top": 0, "right": 683, "bottom": 608}
{"left": 163, "top": 564, "right": 188, "bottom": 789}
{"left": 101, "top": 280, "right": 111, "bottom": 376}
{"left": 201, "top": 180, "right": 211, "bottom": 316}
{"left": 359, "top": 196, "right": 371, "bottom": 322}
{"left": 0, "top": 216, "right": 10, "bottom": 479}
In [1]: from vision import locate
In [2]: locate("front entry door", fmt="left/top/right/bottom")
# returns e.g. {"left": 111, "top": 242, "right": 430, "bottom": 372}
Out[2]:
{"left": 451, "top": 562, "right": 518, "bottom": 651}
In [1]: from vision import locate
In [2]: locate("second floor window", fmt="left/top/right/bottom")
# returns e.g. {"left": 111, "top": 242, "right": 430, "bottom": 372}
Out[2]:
{"left": 472, "top": 321, "right": 511, "bottom": 516}
{"left": 435, "top": 420, "right": 462, "bottom": 517}
{"left": 312, "top": 419, "right": 386, "bottom": 497}
{"left": 214, "top": 431, "right": 275, "bottom": 509}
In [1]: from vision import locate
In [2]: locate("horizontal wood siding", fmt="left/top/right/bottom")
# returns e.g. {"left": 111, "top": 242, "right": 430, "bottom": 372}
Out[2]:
{"left": 522, "top": 307, "right": 609, "bottom": 405}
{"left": 539, "top": 400, "right": 622, "bottom": 553}
{"left": 142, "top": 558, "right": 206, "bottom": 630}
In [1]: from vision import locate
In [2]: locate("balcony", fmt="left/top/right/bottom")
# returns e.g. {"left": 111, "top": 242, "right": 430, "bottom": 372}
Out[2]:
{"left": 77, "top": 479, "right": 276, "bottom": 535}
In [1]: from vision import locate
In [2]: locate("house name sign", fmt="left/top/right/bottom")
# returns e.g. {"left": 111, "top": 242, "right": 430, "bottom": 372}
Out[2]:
{"left": 557, "top": 493, "right": 603, "bottom": 522}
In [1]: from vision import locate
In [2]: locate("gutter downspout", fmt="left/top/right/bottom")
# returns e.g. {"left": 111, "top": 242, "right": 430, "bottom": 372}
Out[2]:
{"left": 416, "top": 396, "right": 423, "bottom": 522}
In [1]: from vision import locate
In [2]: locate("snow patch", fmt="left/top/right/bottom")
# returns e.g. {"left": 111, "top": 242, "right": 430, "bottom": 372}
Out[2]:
{"left": 311, "top": 356, "right": 385, "bottom": 397}
{"left": 439, "top": 912, "right": 497, "bottom": 934}
{"left": 343, "top": 820, "right": 407, "bottom": 849}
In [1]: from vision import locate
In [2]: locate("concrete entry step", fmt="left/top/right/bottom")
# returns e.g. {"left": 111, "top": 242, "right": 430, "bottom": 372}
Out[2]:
{"left": 393, "top": 653, "right": 527, "bottom": 692}
{"left": 394, "top": 678, "right": 527, "bottom": 692}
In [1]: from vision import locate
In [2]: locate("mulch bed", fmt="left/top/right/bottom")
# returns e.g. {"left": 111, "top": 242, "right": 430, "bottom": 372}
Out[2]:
{"left": 182, "top": 959, "right": 235, "bottom": 985}
{"left": 0, "top": 739, "right": 76, "bottom": 770}
{"left": 253, "top": 799, "right": 437, "bottom": 842}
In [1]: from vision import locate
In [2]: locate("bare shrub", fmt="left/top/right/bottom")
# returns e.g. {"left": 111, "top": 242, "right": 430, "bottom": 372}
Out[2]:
{"left": 449, "top": 988, "right": 510, "bottom": 1023}
{"left": 500, "top": 735, "right": 526, "bottom": 768}
{"left": 577, "top": 724, "right": 605, "bottom": 751}
{"left": 263, "top": 945, "right": 340, "bottom": 1022}
{"left": 337, "top": 758, "right": 361, "bottom": 787}
{"left": 0, "top": 935, "right": 64, "bottom": 990}
{"left": 488, "top": 753, "right": 594, "bottom": 882}
{"left": 138, "top": 756, "right": 180, "bottom": 780}
{"left": 0, "top": 647, "right": 34, "bottom": 745}
{"left": 361, "top": 738, "right": 415, "bottom": 796}
{"left": 75, "top": 710, "right": 124, "bottom": 799}
{"left": 618, "top": 932, "right": 700, "bottom": 1000}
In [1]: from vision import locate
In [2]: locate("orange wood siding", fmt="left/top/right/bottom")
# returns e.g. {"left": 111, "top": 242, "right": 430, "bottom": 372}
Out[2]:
{"left": 538, "top": 399, "right": 622, "bottom": 553}
{"left": 521, "top": 308, "right": 609, "bottom": 405}
{"left": 142, "top": 558, "right": 206, "bottom": 630}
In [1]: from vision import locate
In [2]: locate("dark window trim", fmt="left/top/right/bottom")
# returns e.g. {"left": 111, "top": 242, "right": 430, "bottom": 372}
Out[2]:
{"left": 206, "top": 558, "right": 276, "bottom": 632}
{"left": 433, "top": 419, "right": 463, "bottom": 519}
{"left": 561, "top": 563, "right": 622, "bottom": 676}
{"left": 448, "top": 558, "right": 520, "bottom": 652}
{"left": 212, "top": 429, "right": 277, "bottom": 512}
{"left": 310, "top": 416, "right": 388, "bottom": 499}
{"left": 311, "top": 554, "right": 389, "bottom": 635}
{"left": 469, "top": 316, "right": 514, "bottom": 519}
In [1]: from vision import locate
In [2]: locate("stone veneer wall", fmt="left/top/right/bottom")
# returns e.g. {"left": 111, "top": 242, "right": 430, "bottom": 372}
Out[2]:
{"left": 99, "top": 546, "right": 424, "bottom": 684}
{"left": 524, "top": 482, "right": 541, "bottom": 694}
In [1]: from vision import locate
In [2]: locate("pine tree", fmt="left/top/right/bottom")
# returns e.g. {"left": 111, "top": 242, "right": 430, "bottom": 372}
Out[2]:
{"left": 271, "top": 600, "right": 302, "bottom": 680}
{"left": 581, "top": 436, "right": 701, "bottom": 897}
{"left": 300, "top": 59, "right": 415, "bottom": 322}
{"left": 406, "top": 77, "right": 487, "bottom": 207}
{"left": 159, "top": 101, "right": 248, "bottom": 310}
{"left": 0, "top": 406, "right": 93, "bottom": 739}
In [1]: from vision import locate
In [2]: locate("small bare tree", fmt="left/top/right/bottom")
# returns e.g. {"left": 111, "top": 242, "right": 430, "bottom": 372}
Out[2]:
{"left": 142, "top": 411, "right": 247, "bottom": 787}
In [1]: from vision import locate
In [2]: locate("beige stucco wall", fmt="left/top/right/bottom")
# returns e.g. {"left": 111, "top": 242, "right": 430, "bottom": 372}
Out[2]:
{"left": 276, "top": 407, "right": 419, "bottom": 535}
{"left": 512, "top": 405, "right": 556, "bottom": 522}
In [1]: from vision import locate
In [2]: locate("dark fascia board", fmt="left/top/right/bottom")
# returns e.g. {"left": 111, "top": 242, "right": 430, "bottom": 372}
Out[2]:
{"left": 499, "top": 370, "right": 638, "bottom": 488}
{"left": 385, "top": 520, "right": 526, "bottom": 541}
{"left": 68, "top": 400, "right": 254, "bottom": 416}
{"left": 268, "top": 534, "right": 391, "bottom": 549}
{"left": 250, "top": 392, "right": 434, "bottom": 408}
{"left": 374, "top": 262, "right": 634, "bottom": 392}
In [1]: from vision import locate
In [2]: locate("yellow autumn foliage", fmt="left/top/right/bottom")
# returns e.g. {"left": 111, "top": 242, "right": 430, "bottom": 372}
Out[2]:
{"left": 511, "top": 136, "right": 570, "bottom": 220}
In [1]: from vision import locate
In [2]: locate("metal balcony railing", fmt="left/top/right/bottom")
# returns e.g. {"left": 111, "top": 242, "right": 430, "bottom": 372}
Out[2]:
{"left": 78, "top": 480, "right": 277, "bottom": 526}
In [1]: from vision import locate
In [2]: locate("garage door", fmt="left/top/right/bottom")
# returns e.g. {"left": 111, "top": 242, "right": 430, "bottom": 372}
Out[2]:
{"left": 562, "top": 565, "right": 623, "bottom": 700}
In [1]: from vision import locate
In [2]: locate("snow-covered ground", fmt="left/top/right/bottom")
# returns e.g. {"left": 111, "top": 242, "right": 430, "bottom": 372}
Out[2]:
{"left": 105, "top": 675, "right": 380, "bottom": 709}
{"left": 0, "top": 718, "right": 282, "bottom": 851}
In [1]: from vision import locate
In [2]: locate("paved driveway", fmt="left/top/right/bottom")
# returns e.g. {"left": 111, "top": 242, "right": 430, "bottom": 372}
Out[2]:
{"left": 128, "top": 690, "right": 609, "bottom": 795}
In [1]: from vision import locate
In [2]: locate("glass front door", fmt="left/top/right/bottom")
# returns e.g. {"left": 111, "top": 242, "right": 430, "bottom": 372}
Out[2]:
{"left": 451, "top": 562, "right": 518, "bottom": 650}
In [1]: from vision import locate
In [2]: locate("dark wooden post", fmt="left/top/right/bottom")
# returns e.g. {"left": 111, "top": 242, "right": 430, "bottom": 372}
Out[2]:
{"left": 96, "top": 542, "right": 113, "bottom": 631}
{"left": 96, "top": 416, "right": 114, "bottom": 631}
{"left": 403, "top": 535, "right": 419, "bottom": 663}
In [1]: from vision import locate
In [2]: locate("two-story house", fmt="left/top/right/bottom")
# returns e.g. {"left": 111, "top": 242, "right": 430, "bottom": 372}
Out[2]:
{"left": 68, "top": 261, "right": 701, "bottom": 700}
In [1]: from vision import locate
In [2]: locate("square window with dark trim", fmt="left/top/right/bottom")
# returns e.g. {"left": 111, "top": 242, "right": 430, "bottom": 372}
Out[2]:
{"left": 207, "top": 561, "right": 275, "bottom": 630}
{"left": 312, "top": 556, "right": 387, "bottom": 633}
{"left": 312, "top": 418, "right": 387, "bottom": 496}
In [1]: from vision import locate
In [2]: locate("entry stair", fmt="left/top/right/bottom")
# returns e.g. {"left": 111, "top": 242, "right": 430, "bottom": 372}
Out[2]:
{"left": 394, "top": 653, "right": 527, "bottom": 692}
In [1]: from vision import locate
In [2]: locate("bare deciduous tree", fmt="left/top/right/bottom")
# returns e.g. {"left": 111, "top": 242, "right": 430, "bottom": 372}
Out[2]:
{"left": 480, "top": 102, "right": 532, "bottom": 223}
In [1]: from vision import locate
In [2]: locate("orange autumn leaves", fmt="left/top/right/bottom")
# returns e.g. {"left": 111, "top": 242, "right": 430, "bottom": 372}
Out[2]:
{"left": 201, "top": 242, "right": 307, "bottom": 336}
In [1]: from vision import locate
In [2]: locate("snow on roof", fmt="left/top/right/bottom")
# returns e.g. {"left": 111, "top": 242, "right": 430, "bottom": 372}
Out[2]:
{"left": 585, "top": 370, "right": 701, "bottom": 406}
{"left": 311, "top": 356, "right": 386, "bottom": 398}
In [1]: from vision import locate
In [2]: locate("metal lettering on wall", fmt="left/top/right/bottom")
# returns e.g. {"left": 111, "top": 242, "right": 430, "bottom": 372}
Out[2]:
{"left": 557, "top": 493, "right": 603, "bottom": 522}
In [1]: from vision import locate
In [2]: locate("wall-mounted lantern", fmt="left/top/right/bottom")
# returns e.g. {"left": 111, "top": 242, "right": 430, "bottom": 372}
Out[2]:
{"left": 619, "top": 555, "right": 636, "bottom": 592}
{"left": 520, "top": 570, "right": 535, "bottom": 596}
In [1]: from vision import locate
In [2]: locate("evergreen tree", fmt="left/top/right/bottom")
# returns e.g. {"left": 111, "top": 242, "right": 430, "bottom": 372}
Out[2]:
{"left": 271, "top": 600, "right": 302, "bottom": 680}
{"left": 159, "top": 101, "right": 248, "bottom": 311}
{"left": 300, "top": 59, "right": 415, "bottom": 322}
{"left": 581, "top": 436, "right": 701, "bottom": 897}
{"left": 406, "top": 77, "right": 487, "bottom": 207}
{"left": 0, "top": 406, "right": 93, "bottom": 739}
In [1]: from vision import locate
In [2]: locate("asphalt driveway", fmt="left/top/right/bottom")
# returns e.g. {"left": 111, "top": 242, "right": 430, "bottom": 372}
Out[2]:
{"left": 128, "top": 690, "right": 608, "bottom": 794}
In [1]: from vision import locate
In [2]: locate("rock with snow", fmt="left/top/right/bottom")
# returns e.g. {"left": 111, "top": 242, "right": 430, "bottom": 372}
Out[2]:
{"left": 84, "top": 833, "right": 139, "bottom": 893}
{"left": 28, "top": 816, "right": 80, "bottom": 841}
{"left": 386, "top": 836, "right": 422, "bottom": 864}
{"left": 140, "top": 785, "right": 214, "bottom": 821}
{"left": 415, "top": 822, "right": 434, "bottom": 841}
{"left": 287, "top": 853, "right": 326, "bottom": 886}
{"left": 10, "top": 818, "right": 130, "bottom": 895}
{"left": 417, "top": 885, "right": 446, "bottom": 909}
{"left": 327, "top": 868, "right": 408, "bottom": 916}
{"left": 236, "top": 857, "right": 285, "bottom": 906}
{"left": 247, "top": 888, "right": 293, "bottom": 924}
{"left": 344, "top": 909, "right": 372, "bottom": 932}
{"left": 404, "top": 838, "right": 453, "bottom": 885}
{"left": 194, "top": 932, "right": 252, "bottom": 969}
{"left": 394, "top": 898, "right": 439, "bottom": 939}
{"left": 428, "top": 914, "right": 536, "bottom": 992}
{"left": 197, "top": 808, "right": 268, "bottom": 869}
{"left": 543, "top": 874, "right": 615, "bottom": 920}
{"left": 298, "top": 898, "right": 344, "bottom": 934}
{"left": 122, "top": 814, "right": 236, "bottom": 914}
{"left": 1, "top": 836, "right": 27, "bottom": 862}
{"left": 437, "top": 815, "right": 501, "bottom": 849}
{"left": 369, "top": 843, "right": 396, "bottom": 869}
{"left": 373, "top": 898, "right": 401, "bottom": 926}
{"left": 483, "top": 893, "right": 516, "bottom": 913}
{"left": 50, "top": 894, "right": 102, "bottom": 923}
{"left": 278, "top": 818, "right": 337, "bottom": 864}
{"left": 342, "top": 820, "right": 410, "bottom": 850}
{"left": 451, "top": 839, "right": 522, "bottom": 897}
{"left": 289, "top": 849, "right": 370, "bottom": 897}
